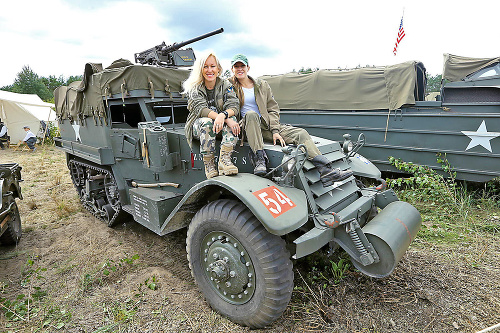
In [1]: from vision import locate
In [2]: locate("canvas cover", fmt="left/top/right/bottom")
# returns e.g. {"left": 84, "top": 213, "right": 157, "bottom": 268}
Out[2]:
{"left": 259, "top": 61, "right": 424, "bottom": 111}
{"left": 442, "top": 54, "right": 500, "bottom": 82}
{"left": 0, "top": 90, "right": 55, "bottom": 143}
{"left": 54, "top": 60, "right": 191, "bottom": 121}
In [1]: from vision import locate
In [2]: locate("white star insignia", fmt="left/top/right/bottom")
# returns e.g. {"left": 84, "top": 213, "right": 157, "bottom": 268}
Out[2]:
{"left": 72, "top": 124, "right": 81, "bottom": 142}
{"left": 461, "top": 120, "right": 500, "bottom": 152}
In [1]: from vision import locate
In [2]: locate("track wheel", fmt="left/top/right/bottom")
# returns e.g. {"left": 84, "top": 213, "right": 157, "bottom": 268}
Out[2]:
{"left": 186, "top": 199, "right": 293, "bottom": 328}
{"left": 102, "top": 204, "right": 116, "bottom": 227}
{"left": 0, "top": 197, "right": 22, "bottom": 245}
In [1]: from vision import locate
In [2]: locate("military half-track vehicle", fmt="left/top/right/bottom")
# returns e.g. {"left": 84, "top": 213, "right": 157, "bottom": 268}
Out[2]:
{"left": 53, "top": 30, "right": 421, "bottom": 328}
{"left": 0, "top": 163, "right": 23, "bottom": 245}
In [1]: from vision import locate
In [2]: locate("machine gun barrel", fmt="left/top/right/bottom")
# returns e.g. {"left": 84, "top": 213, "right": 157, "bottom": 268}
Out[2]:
{"left": 134, "top": 28, "right": 224, "bottom": 67}
{"left": 161, "top": 28, "right": 224, "bottom": 54}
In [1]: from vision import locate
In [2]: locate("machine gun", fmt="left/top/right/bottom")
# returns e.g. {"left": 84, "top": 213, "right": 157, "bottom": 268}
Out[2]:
{"left": 134, "top": 28, "right": 224, "bottom": 67}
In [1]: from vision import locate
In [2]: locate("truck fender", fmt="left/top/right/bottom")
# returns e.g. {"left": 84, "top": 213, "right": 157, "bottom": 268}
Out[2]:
{"left": 347, "top": 153, "right": 382, "bottom": 179}
{"left": 164, "top": 173, "right": 308, "bottom": 236}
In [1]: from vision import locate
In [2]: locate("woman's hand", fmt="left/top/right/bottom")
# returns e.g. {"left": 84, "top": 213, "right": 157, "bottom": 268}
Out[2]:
{"left": 273, "top": 133, "right": 286, "bottom": 147}
{"left": 225, "top": 118, "right": 240, "bottom": 136}
{"left": 213, "top": 113, "right": 226, "bottom": 133}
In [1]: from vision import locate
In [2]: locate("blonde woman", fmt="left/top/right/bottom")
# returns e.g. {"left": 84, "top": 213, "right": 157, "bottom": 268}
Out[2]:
{"left": 183, "top": 52, "right": 240, "bottom": 179}
{"left": 229, "top": 54, "right": 352, "bottom": 186}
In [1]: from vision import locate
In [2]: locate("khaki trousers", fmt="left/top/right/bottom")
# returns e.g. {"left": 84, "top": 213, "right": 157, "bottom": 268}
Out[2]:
{"left": 241, "top": 111, "right": 321, "bottom": 159}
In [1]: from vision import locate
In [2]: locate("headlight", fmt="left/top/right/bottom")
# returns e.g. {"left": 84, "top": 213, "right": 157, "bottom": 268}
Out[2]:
{"left": 343, "top": 140, "right": 353, "bottom": 154}
{"left": 342, "top": 133, "right": 353, "bottom": 154}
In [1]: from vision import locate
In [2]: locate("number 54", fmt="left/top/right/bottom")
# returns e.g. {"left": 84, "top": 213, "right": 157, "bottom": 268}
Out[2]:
{"left": 254, "top": 186, "right": 295, "bottom": 218}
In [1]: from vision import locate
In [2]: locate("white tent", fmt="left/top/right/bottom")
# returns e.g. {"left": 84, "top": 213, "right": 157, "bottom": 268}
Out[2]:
{"left": 0, "top": 90, "right": 56, "bottom": 144}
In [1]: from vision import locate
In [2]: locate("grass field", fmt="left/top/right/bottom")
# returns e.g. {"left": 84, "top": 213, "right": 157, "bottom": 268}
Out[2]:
{"left": 0, "top": 146, "right": 499, "bottom": 332}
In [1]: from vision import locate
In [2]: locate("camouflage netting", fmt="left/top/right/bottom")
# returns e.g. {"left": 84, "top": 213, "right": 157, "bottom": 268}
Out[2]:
{"left": 442, "top": 53, "right": 500, "bottom": 82}
{"left": 259, "top": 61, "right": 426, "bottom": 111}
{"left": 54, "top": 60, "right": 191, "bottom": 121}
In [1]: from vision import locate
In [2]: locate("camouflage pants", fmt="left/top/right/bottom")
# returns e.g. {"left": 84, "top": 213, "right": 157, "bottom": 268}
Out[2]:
{"left": 242, "top": 111, "right": 321, "bottom": 159}
{"left": 193, "top": 116, "right": 239, "bottom": 154}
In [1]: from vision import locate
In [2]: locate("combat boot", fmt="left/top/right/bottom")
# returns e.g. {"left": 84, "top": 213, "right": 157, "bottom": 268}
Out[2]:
{"left": 203, "top": 154, "right": 219, "bottom": 179}
{"left": 311, "top": 155, "right": 353, "bottom": 187}
{"left": 218, "top": 145, "right": 238, "bottom": 176}
{"left": 253, "top": 150, "right": 268, "bottom": 176}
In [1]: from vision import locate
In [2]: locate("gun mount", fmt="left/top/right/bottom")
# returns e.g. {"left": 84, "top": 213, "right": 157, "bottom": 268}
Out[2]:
{"left": 134, "top": 28, "right": 224, "bottom": 67}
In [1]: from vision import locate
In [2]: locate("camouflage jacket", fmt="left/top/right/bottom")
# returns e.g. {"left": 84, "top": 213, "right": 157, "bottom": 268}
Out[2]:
{"left": 185, "top": 78, "right": 240, "bottom": 149}
{"left": 229, "top": 76, "right": 281, "bottom": 134}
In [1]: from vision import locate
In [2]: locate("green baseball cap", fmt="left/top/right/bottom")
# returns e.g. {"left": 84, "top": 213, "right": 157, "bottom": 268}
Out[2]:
{"left": 231, "top": 54, "right": 248, "bottom": 66}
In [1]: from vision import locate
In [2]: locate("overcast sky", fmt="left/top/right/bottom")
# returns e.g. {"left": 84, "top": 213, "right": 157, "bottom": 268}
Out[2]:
{"left": 1, "top": 0, "right": 498, "bottom": 87}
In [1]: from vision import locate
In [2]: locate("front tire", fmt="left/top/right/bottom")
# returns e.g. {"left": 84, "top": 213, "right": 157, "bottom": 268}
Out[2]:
{"left": 0, "top": 198, "right": 22, "bottom": 245}
{"left": 186, "top": 199, "right": 293, "bottom": 328}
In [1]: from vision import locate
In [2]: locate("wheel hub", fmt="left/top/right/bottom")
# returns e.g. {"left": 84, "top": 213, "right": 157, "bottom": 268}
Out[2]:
{"left": 210, "top": 260, "right": 229, "bottom": 282}
{"left": 202, "top": 231, "right": 256, "bottom": 305}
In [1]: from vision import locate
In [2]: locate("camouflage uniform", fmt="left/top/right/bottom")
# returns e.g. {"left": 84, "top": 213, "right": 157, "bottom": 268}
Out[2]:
{"left": 193, "top": 116, "right": 239, "bottom": 154}
{"left": 185, "top": 78, "right": 240, "bottom": 152}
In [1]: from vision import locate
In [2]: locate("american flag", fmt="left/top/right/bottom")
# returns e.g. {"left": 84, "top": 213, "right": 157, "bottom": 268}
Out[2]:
{"left": 393, "top": 16, "right": 405, "bottom": 55}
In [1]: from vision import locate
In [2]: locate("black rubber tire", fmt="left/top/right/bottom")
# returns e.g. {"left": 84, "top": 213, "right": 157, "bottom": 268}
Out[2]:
{"left": 0, "top": 198, "right": 22, "bottom": 245}
{"left": 186, "top": 199, "right": 293, "bottom": 328}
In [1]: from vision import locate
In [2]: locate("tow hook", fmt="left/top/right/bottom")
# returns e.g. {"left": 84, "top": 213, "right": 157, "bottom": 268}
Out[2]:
{"left": 315, "top": 212, "right": 341, "bottom": 228}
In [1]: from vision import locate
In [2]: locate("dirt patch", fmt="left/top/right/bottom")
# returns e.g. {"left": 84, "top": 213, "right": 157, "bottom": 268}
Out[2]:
{"left": 0, "top": 146, "right": 499, "bottom": 332}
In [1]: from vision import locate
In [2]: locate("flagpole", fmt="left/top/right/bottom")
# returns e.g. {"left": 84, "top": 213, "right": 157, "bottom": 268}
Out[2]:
{"left": 393, "top": 9, "right": 406, "bottom": 56}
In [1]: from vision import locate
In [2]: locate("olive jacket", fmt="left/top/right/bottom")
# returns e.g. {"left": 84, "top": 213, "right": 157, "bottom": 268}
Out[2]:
{"left": 185, "top": 77, "right": 240, "bottom": 149}
{"left": 229, "top": 76, "right": 281, "bottom": 134}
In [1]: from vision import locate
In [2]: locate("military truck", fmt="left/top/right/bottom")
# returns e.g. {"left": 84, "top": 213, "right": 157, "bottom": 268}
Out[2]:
{"left": 53, "top": 30, "right": 421, "bottom": 328}
{"left": 0, "top": 163, "right": 23, "bottom": 245}
{"left": 264, "top": 54, "right": 500, "bottom": 182}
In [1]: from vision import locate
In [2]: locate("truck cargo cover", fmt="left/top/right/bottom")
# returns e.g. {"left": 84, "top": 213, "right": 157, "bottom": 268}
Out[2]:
{"left": 442, "top": 53, "right": 500, "bottom": 82}
{"left": 259, "top": 61, "right": 425, "bottom": 111}
{"left": 54, "top": 60, "right": 190, "bottom": 120}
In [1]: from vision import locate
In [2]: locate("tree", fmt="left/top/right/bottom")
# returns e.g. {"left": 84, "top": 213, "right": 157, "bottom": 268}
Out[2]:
{"left": 40, "top": 75, "right": 66, "bottom": 95}
{"left": 426, "top": 74, "right": 442, "bottom": 93}
{"left": 65, "top": 75, "right": 83, "bottom": 85}
{"left": 297, "top": 67, "right": 319, "bottom": 74}
{"left": 0, "top": 67, "right": 83, "bottom": 103}
{"left": 7, "top": 66, "right": 52, "bottom": 102}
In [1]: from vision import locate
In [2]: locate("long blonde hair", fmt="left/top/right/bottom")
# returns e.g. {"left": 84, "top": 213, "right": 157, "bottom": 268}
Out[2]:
{"left": 182, "top": 52, "right": 223, "bottom": 98}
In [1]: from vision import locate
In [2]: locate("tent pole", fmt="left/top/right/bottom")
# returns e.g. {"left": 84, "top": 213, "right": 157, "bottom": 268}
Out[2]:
{"left": 0, "top": 102, "right": 5, "bottom": 120}
{"left": 42, "top": 107, "right": 52, "bottom": 146}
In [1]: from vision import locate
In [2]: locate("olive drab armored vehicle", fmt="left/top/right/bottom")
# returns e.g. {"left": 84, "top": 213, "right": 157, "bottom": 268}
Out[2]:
{"left": 53, "top": 29, "right": 422, "bottom": 328}
{"left": 264, "top": 55, "right": 500, "bottom": 182}
{"left": 0, "top": 163, "right": 23, "bottom": 245}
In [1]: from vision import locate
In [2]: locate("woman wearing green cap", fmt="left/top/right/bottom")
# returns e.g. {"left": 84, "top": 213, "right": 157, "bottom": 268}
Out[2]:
{"left": 229, "top": 54, "right": 352, "bottom": 186}
{"left": 183, "top": 52, "right": 241, "bottom": 179}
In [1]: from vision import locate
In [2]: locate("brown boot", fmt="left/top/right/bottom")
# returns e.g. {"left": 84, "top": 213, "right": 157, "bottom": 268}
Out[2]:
{"left": 218, "top": 145, "right": 238, "bottom": 176}
{"left": 203, "top": 154, "right": 219, "bottom": 179}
